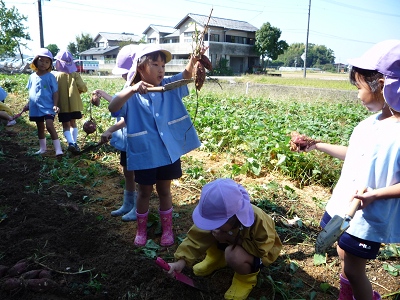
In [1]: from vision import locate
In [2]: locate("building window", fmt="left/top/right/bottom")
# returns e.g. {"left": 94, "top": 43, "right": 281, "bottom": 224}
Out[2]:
{"left": 184, "top": 32, "right": 194, "bottom": 37}
{"left": 209, "top": 34, "right": 219, "bottom": 42}
{"left": 148, "top": 38, "right": 156, "bottom": 44}
{"left": 98, "top": 42, "right": 104, "bottom": 47}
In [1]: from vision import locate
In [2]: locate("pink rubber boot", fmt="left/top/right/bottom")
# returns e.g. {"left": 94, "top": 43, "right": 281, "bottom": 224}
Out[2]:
{"left": 134, "top": 210, "right": 148, "bottom": 246}
{"left": 338, "top": 274, "right": 353, "bottom": 300}
{"left": 353, "top": 291, "right": 382, "bottom": 300}
{"left": 159, "top": 207, "right": 174, "bottom": 247}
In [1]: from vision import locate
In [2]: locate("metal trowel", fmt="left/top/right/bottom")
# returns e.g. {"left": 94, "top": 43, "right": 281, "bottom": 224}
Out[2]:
{"left": 147, "top": 79, "right": 193, "bottom": 92}
{"left": 315, "top": 188, "right": 365, "bottom": 254}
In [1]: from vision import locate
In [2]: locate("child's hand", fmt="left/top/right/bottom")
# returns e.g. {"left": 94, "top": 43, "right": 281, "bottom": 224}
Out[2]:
{"left": 290, "top": 131, "right": 320, "bottom": 152}
{"left": 131, "top": 81, "right": 154, "bottom": 94}
{"left": 101, "top": 130, "right": 112, "bottom": 144}
{"left": 353, "top": 188, "right": 377, "bottom": 209}
{"left": 53, "top": 106, "right": 59, "bottom": 113}
{"left": 91, "top": 91, "right": 101, "bottom": 107}
{"left": 167, "top": 259, "right": 186, "bottom": 276}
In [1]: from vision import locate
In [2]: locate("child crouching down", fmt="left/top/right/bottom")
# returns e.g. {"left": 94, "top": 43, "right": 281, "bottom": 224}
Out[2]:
{"left": 167, "top": 178, "right": 282, "bottom": 300}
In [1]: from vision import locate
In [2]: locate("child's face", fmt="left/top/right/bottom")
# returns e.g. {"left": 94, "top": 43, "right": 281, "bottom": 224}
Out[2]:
{"left": 354, "top": 73, "right": 384, "bottom": 112}
{"left": 37, "top": 56, "right": 52, "bottom": 72}
{"left": 139, "top": 55, "right": 165, "bottom": 86}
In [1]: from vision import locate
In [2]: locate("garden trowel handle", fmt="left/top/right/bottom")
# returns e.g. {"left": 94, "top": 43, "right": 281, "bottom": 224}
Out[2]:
{"left": 345, "top": 188, "right": 366, "bottom": 219}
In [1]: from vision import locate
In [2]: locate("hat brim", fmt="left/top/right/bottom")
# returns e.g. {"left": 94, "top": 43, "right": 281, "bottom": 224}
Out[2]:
{"left": 192, "top": 205, "right": 230, "bottom": 230}
{"left": 112, "top": 66, "right": 129, "bottom": 75}
{"left": 383, "top": 76, "right": 400, "bottom": 112}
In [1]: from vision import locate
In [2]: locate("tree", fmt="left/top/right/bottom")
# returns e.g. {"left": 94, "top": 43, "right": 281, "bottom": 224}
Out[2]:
{"left": 75, "top": 33, "right": 95, "bottom": 53}
{"left": 67, "top": 42, "right": 78, "bottom": 58}
{"left": 255, "top": 22, "right": 288, "bottom": 68}
{"left": 276, "top": 43, "right": 335, "bottom": 68}
{"left": 46, "top": 44, "right": 59, "bottom": 57}
{"left": 0, "top": 1, "right": 31, "bottom": 59}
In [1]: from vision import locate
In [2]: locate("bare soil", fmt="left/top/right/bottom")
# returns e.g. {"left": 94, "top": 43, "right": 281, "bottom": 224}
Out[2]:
{"left": 0, "top": 125, "right": 399, "bottom": 300}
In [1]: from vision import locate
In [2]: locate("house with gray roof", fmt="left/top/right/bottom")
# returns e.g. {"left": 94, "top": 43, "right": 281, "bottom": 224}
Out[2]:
{"left": 145, "top": 13, "right": 260, "bottom": 74}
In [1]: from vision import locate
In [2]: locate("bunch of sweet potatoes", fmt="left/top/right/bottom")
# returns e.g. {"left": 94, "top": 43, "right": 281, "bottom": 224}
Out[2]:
{"left": 0, "top": 259, "right": 57, "bottom": 292}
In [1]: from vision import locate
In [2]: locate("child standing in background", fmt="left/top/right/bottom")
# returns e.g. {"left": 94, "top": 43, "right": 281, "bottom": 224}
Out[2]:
{"left": 108, "top": 44, "right": 203, "bottom": 247}
{"left": 25, "top": 48, "right": 62, "bottom": 156}
{"left": 92, "top": 44, "right": 139, "bottom": 221}
{"left": 291, "top": 40, "right": 400, "bottom": 300}
{"left": 54, "top": 50, "right": 87, "bottom": 154}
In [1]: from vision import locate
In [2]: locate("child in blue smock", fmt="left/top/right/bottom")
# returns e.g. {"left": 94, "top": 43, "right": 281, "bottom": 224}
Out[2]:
{"left": 291, "top": 40, "right": 400, "bottom": 300}
{"left": 92, "top": 44, "right": 140, "bottom": 222}
{"left": 109, "top": 44, "right": 205, "bottom": 247}
{"left": 24, "top": 48, "right": 63, "bottom": 156}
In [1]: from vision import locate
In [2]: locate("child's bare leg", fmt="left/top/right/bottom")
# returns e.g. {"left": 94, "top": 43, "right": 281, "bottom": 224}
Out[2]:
{"left": 45, "top": 119, "right": 59, "bottom": 140}
{"left": 338, "top": 245, "right": 372, "bottom": 300}
{"left": 137, "top": 184, "right": 153, "bottom": 214}
{"left": 124, "top": 168, "right": 136, "bottom": 192}
{"left": 225, "top": 245, "right": 253, "bottom": 274}
{"left": 36, "top": 121, "right": 46, "bottom": 139}
{"left": 0, "top": 111, "right": 12, "bottom": 121}
{"left": 156, "top": 180, "right": 172, "bottom": 211}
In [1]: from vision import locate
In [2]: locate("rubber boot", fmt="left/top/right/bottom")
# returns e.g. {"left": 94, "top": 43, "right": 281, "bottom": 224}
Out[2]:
{"left": 224, "top": 270, "right": 259, "bottom": 300}
{"left": 52, "top": 139, "right": 63, "bottom": 156}
{"left": 339, "top": 274, "right": 353, "bottom": 300}
{"left": 121, "top": 192, "right": 138, "bottom": 221}
{"left": 111, "top": 190, "right": 136, "bottom": 217}
{"left": 352, "top": 290, "right": 381, "bottom": 300}
{"left": 134, "top": 210, "right": 148, "bottom": 247}
{"left": 35, "top": 138, "right": 47, "bottom": 154}
{"left": 159, "top": 207, "right": 174, "bottom": 246}
{"left": 193, "top": 243, "right": 227, "bottom": 276}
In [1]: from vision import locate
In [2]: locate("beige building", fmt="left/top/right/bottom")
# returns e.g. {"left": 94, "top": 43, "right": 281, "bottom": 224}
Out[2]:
{"left": 143, "top": 13, "right": 259, "bottom": 74}
{"left": 79, "top": 14, "right": 259, "bottom": 74}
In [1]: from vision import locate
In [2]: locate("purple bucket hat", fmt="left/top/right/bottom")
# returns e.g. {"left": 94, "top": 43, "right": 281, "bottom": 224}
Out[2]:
{"left": 30, "top": 48, "right": 54, "bottom": 72}
{"left": 348, "top": 40, "right": 400, "bottom": 112}
{"left": 127, "top": 44, "right": 172, "bottom": 86}
{"left": 112, "top": 44, "right": 140, "bottom": 75}
{"left": 192, "top": 178, "right": 255, "bottom": 230}
{"left": 54, "top": 50, "right": 77, "bottom": 74}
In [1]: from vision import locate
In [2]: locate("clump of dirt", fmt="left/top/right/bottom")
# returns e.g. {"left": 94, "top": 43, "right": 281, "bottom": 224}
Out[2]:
{"left": 0, "top": 128, "right": 399, "bottom": 300}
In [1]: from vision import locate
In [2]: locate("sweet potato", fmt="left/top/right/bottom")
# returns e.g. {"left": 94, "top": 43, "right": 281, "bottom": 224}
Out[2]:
{"left": 7, "top": 260, "right": 28, "bottom": 276}
{"left": 21, "top": 269, "right": 42, "bottom": 279}
{"left": 2, "top": 278, "right": 23, "bottom": 291}
{"left": 91, "top": 93, "right": 101, "bottom": 107}
{"left": 38, "top": 269, "right": 52, "bottom": 279}
{"left": 193, "top": 61, "right": 206, "bottom": 91}
{"left": 83, "top": 119, "right": 97, "bottom": 134}
{"left": 199, "top": 55, "right": 212, "bottom": 71}
{"left": 25, "top": 278, "right": 57, "bottom": 292}
{"left": 0, "top": 265, "right": 9, "bottom": 278}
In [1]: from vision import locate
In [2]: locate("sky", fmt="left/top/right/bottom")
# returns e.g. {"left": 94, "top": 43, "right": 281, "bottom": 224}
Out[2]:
{"left": 5, "top": 0, "right": 400, "bottom": 64}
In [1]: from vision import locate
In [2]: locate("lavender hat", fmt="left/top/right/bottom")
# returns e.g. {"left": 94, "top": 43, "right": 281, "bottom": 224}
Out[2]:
{"left": 348, "top": 40, "right": 400, "bottom": 111}
{"left": 192, "top": 178, "right": 255, "bottom": 230}
{"left": 55, "top": 50, "right": 77, "bottom": 74}
{"left": 127, "top": 44, "right": 172, "bottom": 86}
{"left": 112, "top": 44, "right": 140, "bottom": 75}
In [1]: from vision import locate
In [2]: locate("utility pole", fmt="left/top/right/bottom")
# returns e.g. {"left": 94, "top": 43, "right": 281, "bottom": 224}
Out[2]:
{"left": 38, "top": 0, "right": 44, "bottom": 47}
{"left": 303, "top": 0, "right": 311, "bottom": 78}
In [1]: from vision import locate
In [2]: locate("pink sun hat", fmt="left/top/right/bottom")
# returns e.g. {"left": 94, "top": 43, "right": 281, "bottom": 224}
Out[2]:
{"left": 348, "top": 40, "right": 400, "bottom": 112}
{"left": 127, "top": 44, "right": 172, "bottom": 86}
{"left": 192, "top": 178, "right": 255, "bottom": 230}
{"left": 54, "top": 50, "right": 77, "bottom": 74}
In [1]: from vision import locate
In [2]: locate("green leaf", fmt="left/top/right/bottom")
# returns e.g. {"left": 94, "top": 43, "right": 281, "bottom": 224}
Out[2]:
{"left": 313, "top": 253, "right": 326, "bottom": 266}
{"left": 320, "top": 282, "right": 331, "bottom": 292}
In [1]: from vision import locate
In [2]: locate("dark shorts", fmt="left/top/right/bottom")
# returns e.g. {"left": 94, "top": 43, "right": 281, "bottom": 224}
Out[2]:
{"left": 134, "top": 159, "right": 182, "bottom": 185}
{"left": 321, "top": 212, "right": 381, "bottom": 259}
{"left": 58, "top": 111, "right": 82, "bottom": 123}
{"left": 30, "top": 114, "right": 55, "bottom": 122}
{"left": 120, "top": 151, "right": 127, "bottom": 167}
